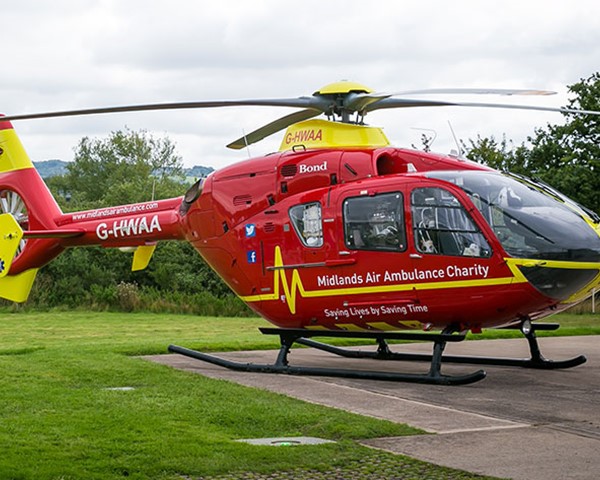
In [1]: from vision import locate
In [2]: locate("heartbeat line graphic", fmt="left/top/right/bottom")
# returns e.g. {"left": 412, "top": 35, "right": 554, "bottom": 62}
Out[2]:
{"left": 271, "top": 246, "right": 305, "bottom": 315}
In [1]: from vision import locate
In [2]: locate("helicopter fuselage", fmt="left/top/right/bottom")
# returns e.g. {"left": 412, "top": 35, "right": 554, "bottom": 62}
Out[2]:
{"left": 182, "top": 143, "right": 600, "bottom": 332}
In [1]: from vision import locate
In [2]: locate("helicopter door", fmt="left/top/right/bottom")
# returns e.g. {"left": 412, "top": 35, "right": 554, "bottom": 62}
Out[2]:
{"left": 408, "top": 184, "right": 496, "bottom": 323}
{"left": 335, "top": 189, "right": 421, "bottom": 328}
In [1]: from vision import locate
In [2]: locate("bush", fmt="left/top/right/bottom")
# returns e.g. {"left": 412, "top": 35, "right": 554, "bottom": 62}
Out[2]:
{"left": 4, "top": 240, "right": 253, "bottom": 316}
{"left": 116, "top": 282, "right": 141, "bottom": 312}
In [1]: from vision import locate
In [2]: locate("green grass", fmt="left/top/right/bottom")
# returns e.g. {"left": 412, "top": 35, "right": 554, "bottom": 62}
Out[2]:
{"left": 467, "top": 313, "right": 600, "bottom": 340}
{"left": 0, "top": 310, "right": 507, "bottom": 480}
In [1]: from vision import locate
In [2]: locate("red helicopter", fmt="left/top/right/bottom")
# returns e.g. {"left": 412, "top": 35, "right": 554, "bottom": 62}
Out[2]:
{"left": 1, "top": 81, "right": 599, "bottom": 385}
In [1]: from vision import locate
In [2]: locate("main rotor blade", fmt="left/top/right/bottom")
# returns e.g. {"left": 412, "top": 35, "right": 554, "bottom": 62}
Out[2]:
{"left": 365, "top": 98, "right": 600, "bottom": 116}
{"left": 343, "top": 92, "right": 392, "bottom": 112}
{"left": 392, "top": 88, "right": 557, "bottom": 96}
{"left": 227, "top": 108, "right": 322, "bottom": 150}
{"left": 0, "top": 97, "right": 330, "bottom": 122}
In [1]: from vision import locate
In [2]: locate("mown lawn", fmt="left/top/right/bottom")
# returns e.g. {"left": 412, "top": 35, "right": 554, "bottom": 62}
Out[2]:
{"left": 468, "top": 313, "right": 600, "bottom": 340}
{"left": 0, "top": 310, "right": 516, "bottom": 480}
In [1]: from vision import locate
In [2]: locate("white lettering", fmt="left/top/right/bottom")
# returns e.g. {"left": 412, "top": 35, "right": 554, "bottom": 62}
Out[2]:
{"left": 298, "top": 161, "right": 328, "bottom": 174}
{"left": 96, "top": 222, "right": 109, "bottom": 240}
{"left": 150, "top": 214, "right": 162, "bottom": 233}
{"left": 446, "top": 264, "right": 489, "bottom": 279}
{"left": 381, "top": 305, "right": 408, "bottom": 315}
{"left": 324, "top": 308, "right": 350, "bottom": 319}
{"left": 95, "top": 214, "right": 162, "bottom": 240}
{"left": 317, "top": 272, "right": 363, "bottom": 287}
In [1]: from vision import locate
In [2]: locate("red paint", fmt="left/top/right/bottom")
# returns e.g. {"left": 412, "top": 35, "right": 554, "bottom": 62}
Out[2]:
{"left": 0, "top": 115, "right": 13, "bottom": 131}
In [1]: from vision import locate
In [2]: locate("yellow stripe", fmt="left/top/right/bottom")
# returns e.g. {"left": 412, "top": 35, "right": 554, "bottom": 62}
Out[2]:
{"left": 335, "top": 323, "right": 370, "bottom": 332}
{"left": 366, "top": 322, "right": 398, "bottom": 331}
{"left": 399, "top": 320, "right": 424, "bottom": 329}
{"left": 564, "top": 271, "right": 600, "bottom": 304}
{"left": 241, "top": 276, "right": 517, "bottom": 304}
{"left": 240, "top": 248, "right": 600, "bottom": 314}
{"left": 0, "top": 128, "right": 34, "bottom": 173}
{"left": 240, "top": 275, "right": 518, "bottom": 304}
{"left": 506, "top": 258, "right": 600, "bottom": 270}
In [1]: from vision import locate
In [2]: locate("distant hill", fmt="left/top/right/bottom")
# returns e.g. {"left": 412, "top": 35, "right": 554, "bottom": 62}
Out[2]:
{"left": 186, "top": 165, "right": 214, "bottom": 179}
{"left": 33, "top": 160, "right": 214, "bottom": 180}
{"left": 33, "top": 160, "right": 68, "bottom": 178}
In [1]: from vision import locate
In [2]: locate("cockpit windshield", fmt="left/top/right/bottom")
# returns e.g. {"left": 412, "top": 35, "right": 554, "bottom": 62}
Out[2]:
{"left": 425, "top": 170, "right": 600, "bottom": 263}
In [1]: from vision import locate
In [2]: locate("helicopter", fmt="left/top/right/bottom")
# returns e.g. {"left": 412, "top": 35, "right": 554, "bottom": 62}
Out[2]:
{"left": 1, "top": 81, "right": 599, "bottom": 385}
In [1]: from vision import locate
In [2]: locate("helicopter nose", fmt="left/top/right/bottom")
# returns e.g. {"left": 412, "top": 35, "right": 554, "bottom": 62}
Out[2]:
{"left": 513, "top": 222, "right": 600, "bottom": 302}
{"left": 516, "top": 261, "right": 600, "bottom": 302}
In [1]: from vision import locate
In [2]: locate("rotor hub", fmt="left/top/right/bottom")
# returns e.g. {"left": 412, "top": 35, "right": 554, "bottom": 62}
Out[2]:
{"left": 314, "top": 81, "right": 373, "bottom": 96}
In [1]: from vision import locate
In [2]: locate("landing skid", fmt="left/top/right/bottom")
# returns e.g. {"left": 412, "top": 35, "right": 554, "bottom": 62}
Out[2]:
{"left": 169, "top": 328, "right": 486, "bottom": 386}
{"left": 167, "top": 322, "right": 585, "bottom": 386}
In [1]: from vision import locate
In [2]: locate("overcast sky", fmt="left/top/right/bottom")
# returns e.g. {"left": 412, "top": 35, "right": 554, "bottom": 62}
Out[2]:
{"left": 3, "top": 0, "right": 600, "bottom": 168}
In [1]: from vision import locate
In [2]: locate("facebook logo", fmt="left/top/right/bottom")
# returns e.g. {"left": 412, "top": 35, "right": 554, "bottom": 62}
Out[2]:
{"left": 245, "top": 224, "right": 256, "bottom": 237}
{"left": 247, "top": 250, "right": 257, "bottom": 263}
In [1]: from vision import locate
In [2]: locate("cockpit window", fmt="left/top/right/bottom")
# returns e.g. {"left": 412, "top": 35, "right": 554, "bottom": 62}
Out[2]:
{"left": 508, "top": 172, "right": 600, "bottom": 223}
{"left": 289, "top": 202, "right": 323, "bottom": 247}
{"left": 344, "top": 192, "right": 406, "bottom": 251}
{"left": 426, "top": 170, "right": 600, "bottom": 262}
{"left": 411, "top": 187, "right": 492, "bottom": 257}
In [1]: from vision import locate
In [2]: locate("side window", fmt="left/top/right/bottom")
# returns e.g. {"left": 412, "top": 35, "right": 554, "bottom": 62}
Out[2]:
{"left": 344, "top": 192, "right": 406, "bottom": 251}
{"left": 289, "top": 202, "right": 323, "bottom": 247}
{"left": 412, "top": 187, "right": 491, "bottom": 257}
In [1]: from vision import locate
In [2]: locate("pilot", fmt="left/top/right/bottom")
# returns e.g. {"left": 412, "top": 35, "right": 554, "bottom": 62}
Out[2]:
{"left": 367, "top": 202, "right": 404, "bottom": 249}
{"left": 417, "top": 207, "right": 437, "bottom": 253}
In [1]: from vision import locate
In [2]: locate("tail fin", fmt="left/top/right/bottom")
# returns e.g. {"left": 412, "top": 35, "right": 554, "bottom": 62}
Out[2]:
{"left": 0, "top": 118, "right": 64, "bottom": 302}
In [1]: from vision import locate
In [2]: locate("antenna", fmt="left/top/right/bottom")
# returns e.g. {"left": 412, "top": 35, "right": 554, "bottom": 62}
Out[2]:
{"left": 447, "top": 120, "right": 463, "bottom": 157}
{"left": 242, "top": 129, "right": 252, "bottom": 158}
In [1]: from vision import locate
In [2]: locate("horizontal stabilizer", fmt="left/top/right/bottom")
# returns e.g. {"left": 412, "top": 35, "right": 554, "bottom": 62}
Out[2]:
{"left": 23, "top": 229, "right": 84, "bottom": 239}
{"left": 0, "top": 213, "right": 24, "bottom": 278}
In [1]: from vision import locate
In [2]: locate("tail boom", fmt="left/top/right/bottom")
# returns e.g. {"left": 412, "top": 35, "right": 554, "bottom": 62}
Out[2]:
{"left": 0, "top": 118, "right": 187, "bottom": 302}
{"left": 8, "top": 197, "right": 185, "bottom": 276}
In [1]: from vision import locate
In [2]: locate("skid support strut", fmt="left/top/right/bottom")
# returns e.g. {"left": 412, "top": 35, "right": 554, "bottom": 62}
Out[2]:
{"left": 168, "top": 328, "right": 486, "bottom": 386}
{"left": 518, "top": 321, "right": 587, "bottom": 369}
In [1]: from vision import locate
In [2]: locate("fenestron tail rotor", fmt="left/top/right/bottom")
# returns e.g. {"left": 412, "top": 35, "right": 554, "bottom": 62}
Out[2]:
{"left": 2, "top": 80, "right": 599, "bottom": 151}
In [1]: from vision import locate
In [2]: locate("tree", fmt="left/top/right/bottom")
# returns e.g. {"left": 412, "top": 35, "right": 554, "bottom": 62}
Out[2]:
{"left": 462, "top": 134, "right": 530, "bottom": 175}
{"left": 47, "top": 128, "right": 186, "bottom": 209}
{"left": 524, "top": 73, "right": 600, "bottom": 214}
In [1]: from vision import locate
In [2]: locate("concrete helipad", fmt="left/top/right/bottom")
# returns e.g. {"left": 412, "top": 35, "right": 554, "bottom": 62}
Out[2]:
{"left": 145, "top": 335, "right": 600, "bottom": 480}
